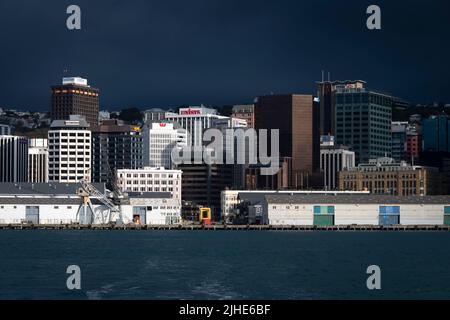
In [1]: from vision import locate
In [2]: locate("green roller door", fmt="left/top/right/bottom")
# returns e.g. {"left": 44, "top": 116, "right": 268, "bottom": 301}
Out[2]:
{"left": 445, "top": 216, "right": 450, "bottom": 226}
{"left": 314, "top": 215, "right": 334, "bottom": 226}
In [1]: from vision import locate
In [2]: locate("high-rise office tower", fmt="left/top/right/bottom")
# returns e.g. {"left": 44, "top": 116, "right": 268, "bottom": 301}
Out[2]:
{"left": 142, "top": 122, "right": 187, "bottom": 169}
{"left": 28, "top": 138, "right": 49, "bottom": 183}
{"left": 0, "top": 135, "right": 28, "bottom": 182}
{"left": 334, "top": 81, "right": 398, "bottom": 164}
{"left": 255, "top": 94, "right": 320, "bottom": 189}
{"left": 422, "top": 113, "right": 450, "bottom": 153}
{"left": 178, "top": 163, "right": 233, "bottom": 220}
{"left": 316, "top": 79, "right": 336, "bottom": 136}
{"left": 48, "top": 115, "right": 92, "bottom": 183}
{"left": 91, "top": 119, "right": 143, "bottom": 183}
{"left": 50, "top": 77, "right": 99, "bottom": 126}
{"left": 421, "top": 113, "right": 450, "bottom": 194}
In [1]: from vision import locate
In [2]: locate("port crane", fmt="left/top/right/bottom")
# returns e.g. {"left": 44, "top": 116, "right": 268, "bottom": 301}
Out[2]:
{"left": 76, "top": 168, "right": 123, "bottom": 224}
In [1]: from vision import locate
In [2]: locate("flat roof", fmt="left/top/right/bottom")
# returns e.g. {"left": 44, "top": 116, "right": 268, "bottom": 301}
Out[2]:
{"left": 0, "top": 198, "right": 104, "bottom": 205}
{"left": 265, "top": 194, "right": 450, "bottom": 205}
{"left": 0, "top": 183, "right": 106, "bottom": 196}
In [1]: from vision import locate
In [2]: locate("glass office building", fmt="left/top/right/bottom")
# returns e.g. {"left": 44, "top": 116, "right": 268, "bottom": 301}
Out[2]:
{"left": 422, "top": 113, "right": 450, "bottom": 153}
{"left": 335, "top": 82, "right": 395, "bottom": 164}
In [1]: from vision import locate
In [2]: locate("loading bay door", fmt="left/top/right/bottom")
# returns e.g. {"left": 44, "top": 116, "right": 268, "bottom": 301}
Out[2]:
{"left": 25, "top": 206, "right": 40, "bottom": 224}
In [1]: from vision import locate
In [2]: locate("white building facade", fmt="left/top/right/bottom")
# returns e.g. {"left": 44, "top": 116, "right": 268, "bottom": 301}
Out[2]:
{"left": 121, "top": 196, "right": 181, "bottom": 225}
{"left": 48, "top": 115, "right": 92, "bottom": 183}
{"left": 166, "top": 106, "right": 229, "bottom": 146}
{"left": 0, "top": 135, "right": 28, "bottom": 183}
{"left": 28, "top": 138, "right": 49, "bottom": 183}
{"left": 0, "top": 183, "right": 182, "bottom": 226}
{"left": 221, "top": 190, "right": 369, "bottom": 222}
{"left": 320, "top": 142, "right": 355, "bottom": 191}
{"left": 142, "top": 122, "right": 187, "bottom": 169}
{"left": 265, "top": 195, "right": 450, "bottom": 226}
{"left": 116, "top": 167, "right": 182, "bottom": 201}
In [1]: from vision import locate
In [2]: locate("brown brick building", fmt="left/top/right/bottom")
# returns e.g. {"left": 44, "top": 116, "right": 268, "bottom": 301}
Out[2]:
{"left": 339, "top": 157, "right": 443, "bottom": 196}
{"left": 255, "top": 94, "right": 320, "bottom": 189}
{"left": 50, "top": 77, "right": 99, "bottom": 126}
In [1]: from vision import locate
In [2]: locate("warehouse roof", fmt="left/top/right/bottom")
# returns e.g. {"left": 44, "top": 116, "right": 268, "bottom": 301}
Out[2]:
{"left": 265, "top": 194, "right": 450, "bottom": 205}
{"left": 0, "top": 183, "right": 106, "bottom": 196}
{"left": 0, "top": 198, "right": 103, "bottom": 205}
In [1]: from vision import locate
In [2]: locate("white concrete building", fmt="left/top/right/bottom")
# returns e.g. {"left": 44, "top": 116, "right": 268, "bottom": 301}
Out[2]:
{"left": 0, "top": 183, "right": 181, "bottom": 226}
{"left": 166, "top": 106, "right": 229, "bottom": 146}
{"left": 0, "top": 183, "right": 109, "bottom": 225}
{"left": 265, "top": 194, "right": 450, "bottom": 226}
{"left": 121, "top": 193, "right": 181, "bottom": 225}
{"left": 142, "top": 122, "right": 187, "bottom": 169}
{"left": 116, "top": 167, "right": 182, "bottom": 201}
{"left": 320, "top": 136, "right": 355, "bottom": 191}
{"left": 0, "top": 135, "right": 28, "bottom": 183}
{"left": 48, "top": 115, "right": 92, "bottom": 183}
{"left": 28, "top": 138, "right": 49, "bottom": 183}
{"left": 221, "top": 190, "right": 370, "bottom": 222}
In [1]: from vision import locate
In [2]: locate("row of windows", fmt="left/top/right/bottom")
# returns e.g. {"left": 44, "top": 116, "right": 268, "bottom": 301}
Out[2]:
{"left": 49, "top": 158, "right": 90, "bottom": 162}
{"left": 49, "top": 139, "right": 90, "bottom": 144}
{"left": 125, "top": 187, "right": 175, "bottom": 193}
{"left": 124, "top": 180, "right": 178, "bottom": 185}
{"left": 119, "top": 173, "right": 178, "bottom": 179}
{"left": 49, "top": 132, "right": 90, "bottom": 137}
{"left": 49, "top": 152, "right": 90, "bottom": 156}
{"left": 49, "top": 170, "right": 87, "bottom": 174}
{"left": 49, "top": 176, "right": 86, "bottom": 180}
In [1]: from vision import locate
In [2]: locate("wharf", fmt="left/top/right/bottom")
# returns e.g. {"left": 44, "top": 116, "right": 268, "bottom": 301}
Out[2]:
{"left": 1, "top": 224, "right": 450, "bottom": 231}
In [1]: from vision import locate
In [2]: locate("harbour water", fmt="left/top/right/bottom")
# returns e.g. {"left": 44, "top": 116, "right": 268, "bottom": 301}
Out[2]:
{"left": 1, "top": 230, "right": 450, "bottom": 300}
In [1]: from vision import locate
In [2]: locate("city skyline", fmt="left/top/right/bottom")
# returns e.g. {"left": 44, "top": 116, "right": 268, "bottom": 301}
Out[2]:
{"left": 1, "top": 0, "right": 450, "bottom": 111}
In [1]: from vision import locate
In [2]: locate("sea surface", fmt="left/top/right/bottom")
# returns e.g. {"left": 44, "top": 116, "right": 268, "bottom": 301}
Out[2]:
{"left": 1, "top": 230, "right": 450, "bottom": 300}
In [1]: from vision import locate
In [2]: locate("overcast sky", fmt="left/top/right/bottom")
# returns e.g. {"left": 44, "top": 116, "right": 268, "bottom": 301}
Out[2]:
{"left": 0, "top": 0, "right": 449, "bottom": 111}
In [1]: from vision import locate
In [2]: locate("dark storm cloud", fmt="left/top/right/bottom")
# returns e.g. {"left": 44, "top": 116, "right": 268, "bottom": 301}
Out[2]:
{"left": 0, "top": 0, "right": 450, "bottom": 111}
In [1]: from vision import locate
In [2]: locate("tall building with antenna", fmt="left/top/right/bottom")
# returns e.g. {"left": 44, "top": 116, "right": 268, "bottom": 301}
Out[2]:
{"left": 316, "top": 71, "right": 335, "bottom": 136}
